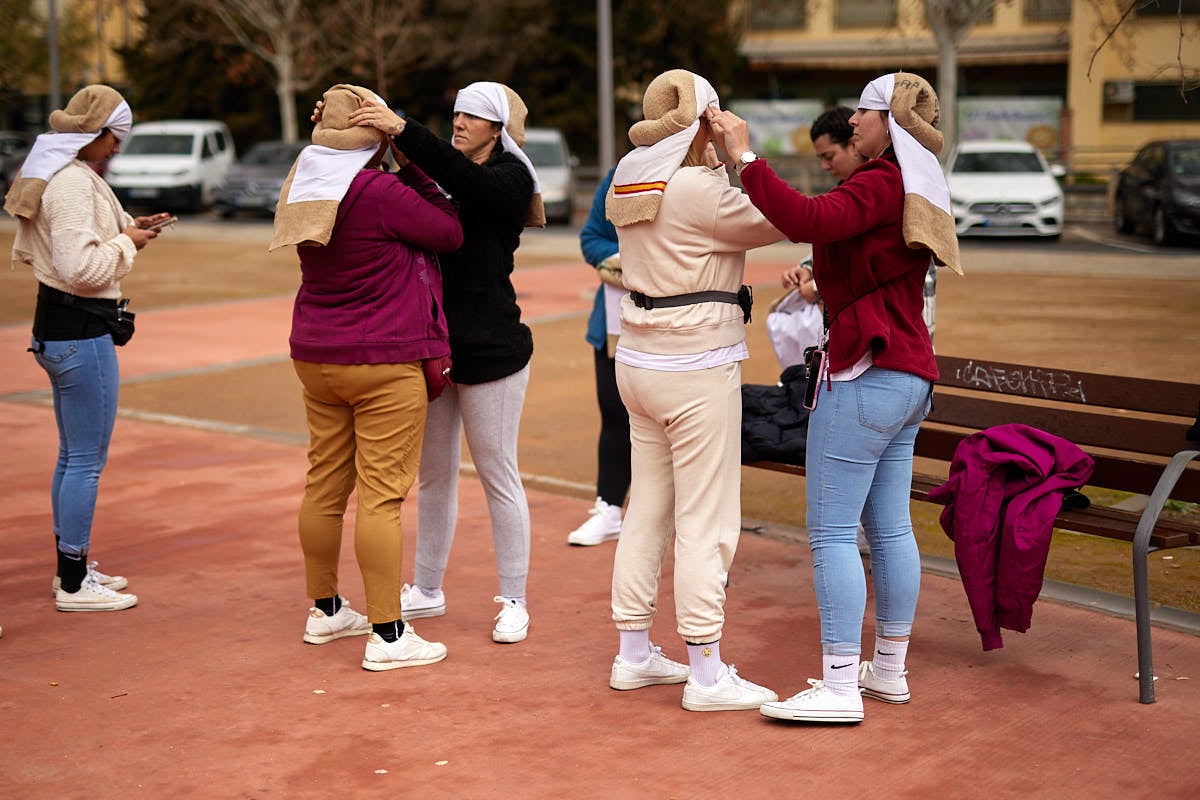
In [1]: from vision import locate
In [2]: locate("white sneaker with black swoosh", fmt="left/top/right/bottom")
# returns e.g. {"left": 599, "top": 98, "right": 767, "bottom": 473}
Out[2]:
{"left": 760, "top": 678, "right": 865, "bottom": 723}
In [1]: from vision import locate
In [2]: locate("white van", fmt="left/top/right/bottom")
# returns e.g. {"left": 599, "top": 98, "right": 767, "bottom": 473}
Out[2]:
{"left": 523, "top": 128, "right": 577, "bottom": 225}
{"left": 105, "top": 120, "right": 236, "bottom": 212}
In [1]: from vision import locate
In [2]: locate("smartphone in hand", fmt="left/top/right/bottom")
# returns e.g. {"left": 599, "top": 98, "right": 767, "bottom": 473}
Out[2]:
{"left": 146, "top": 215, "right": 178, "bottom": 233}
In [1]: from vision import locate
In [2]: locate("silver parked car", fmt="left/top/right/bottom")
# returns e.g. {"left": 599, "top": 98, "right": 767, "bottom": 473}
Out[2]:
{"left": 523, "top": 128, "right": 578, "bottom": 225}
{"left": 215, "top": 140, "right": 307, "bottom": 218}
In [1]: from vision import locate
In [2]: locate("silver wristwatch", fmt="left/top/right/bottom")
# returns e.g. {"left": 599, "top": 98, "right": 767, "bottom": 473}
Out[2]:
{"left": 735, "top": 150, "right": 758, "bottom": 175}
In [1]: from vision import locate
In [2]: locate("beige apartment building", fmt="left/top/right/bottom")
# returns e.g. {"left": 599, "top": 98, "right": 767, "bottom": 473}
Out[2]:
{"left": 736, "top": 0, "right": 1200, "bottom": 176}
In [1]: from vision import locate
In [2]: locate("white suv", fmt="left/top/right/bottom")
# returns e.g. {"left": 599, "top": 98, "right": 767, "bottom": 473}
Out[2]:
{"left": 105, "top": 120, "right": 236, "bottom": 212}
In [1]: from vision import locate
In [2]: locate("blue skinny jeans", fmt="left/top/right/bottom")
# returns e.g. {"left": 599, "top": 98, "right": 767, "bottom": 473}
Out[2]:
{"left": 32, "top": 335, "right": 120, "bottom": 556}
{"left": 805, "top": 366, "right": 932, "bottom": 657}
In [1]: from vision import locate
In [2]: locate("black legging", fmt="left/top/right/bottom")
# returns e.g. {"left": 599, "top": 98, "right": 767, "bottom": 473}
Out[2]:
{"left": 594, "top": 345, "right": 631, "bottom": 506}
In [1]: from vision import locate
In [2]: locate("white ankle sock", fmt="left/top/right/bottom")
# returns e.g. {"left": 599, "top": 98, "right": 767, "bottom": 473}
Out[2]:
{"left": 822, "top": 653, "right": 861, "bottom": 697}
{"left": 871, "top": 637, "right": 909, "bottom": 680}
{"left": 618, "top": 630, "right": 651, "bottom": 663}
{"left": 417, "top": 585, "right": 443, "bottom": 601}
{"left": 686, "top": 641, "right": 722, "bottom": 686}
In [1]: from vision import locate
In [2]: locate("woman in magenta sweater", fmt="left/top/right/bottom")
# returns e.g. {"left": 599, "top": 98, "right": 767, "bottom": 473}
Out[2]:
{"left": 272, "top": 85, "right": 463, "bottom": 672}
{"left": 709, "top": 72, "right": 961, "bottom": 723}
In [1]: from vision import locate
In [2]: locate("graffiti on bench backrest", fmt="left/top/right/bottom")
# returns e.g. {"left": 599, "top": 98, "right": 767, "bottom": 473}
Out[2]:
{"left": 954, "top": 360, "right": 1087, "bottom": 403}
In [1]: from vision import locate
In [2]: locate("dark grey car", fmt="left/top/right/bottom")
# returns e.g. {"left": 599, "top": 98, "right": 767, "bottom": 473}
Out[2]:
{"left": 1113, "top": 139, "right": 1200, "bottom": 245}
{"left": 215, "top": 140, "right": 306, "bottom": 218}
{"left": 0, "top": 131, "right": 32, "bottom": 197}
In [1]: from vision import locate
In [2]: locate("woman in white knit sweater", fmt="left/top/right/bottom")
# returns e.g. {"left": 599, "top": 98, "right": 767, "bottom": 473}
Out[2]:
{"left": 5, "top": 85, "right": 166, "bottom": 612}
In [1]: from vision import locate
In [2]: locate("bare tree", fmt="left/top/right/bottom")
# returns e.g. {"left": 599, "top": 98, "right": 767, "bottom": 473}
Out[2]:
{"left": 326, "top": 0, "right": 432, "bottom": 102}
{"left": 923, "top": 0, "right": 1003, "bottom": 157}
{"left": 1085, "top": 0, "right": 1197, "bottom": 101}
{"left": 200, "top": 0, "right": 331, "bottom": 143}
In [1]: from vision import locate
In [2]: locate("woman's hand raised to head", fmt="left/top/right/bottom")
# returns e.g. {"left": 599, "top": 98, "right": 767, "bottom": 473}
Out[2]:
{"left": 349, "top": 100, "right": 406, "bottom": 137}
{"left": 311, "top": 100, "right": 324, "bottom": 124}
{"left": 705, "top": 107, "right": 751, "bottom": 163}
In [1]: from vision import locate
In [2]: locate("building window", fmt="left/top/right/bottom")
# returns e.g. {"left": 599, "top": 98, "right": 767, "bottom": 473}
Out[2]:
{"left": 1024, "top": 0, "right": 1071, "bottom": 22}
{"left": 1136, "top": 0, "right": 1200, "bottom": 15}
{"left": 1103, "top": 81, "right": 1200, "bottom": 122}
{"left": 748, "top": 0, "right": 807, "bottom": 30}
{"left": 1133, "top": 83, "right": 1200, "bottom": 120}
{"left": 836, "top": 0, "right": 896, "bottom": 28}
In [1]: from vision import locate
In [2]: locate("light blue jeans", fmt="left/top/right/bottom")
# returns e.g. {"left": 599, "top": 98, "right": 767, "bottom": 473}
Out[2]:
{"left": 32, "top": 335, "right": 120, "bottom": 556}
{"left": 805, "top": 366, "right": 932, "bottom": 657}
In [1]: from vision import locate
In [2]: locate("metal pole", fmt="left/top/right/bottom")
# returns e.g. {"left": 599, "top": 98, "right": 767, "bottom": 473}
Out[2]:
{"left": 597, "top": 0, "right": 614, "bottom": 174}
{"left": 48, "top": 0, "right": 63, "bottom": 112}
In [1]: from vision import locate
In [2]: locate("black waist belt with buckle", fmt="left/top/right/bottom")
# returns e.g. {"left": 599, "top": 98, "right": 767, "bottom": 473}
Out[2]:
{"left": 629, "top": 285, "right": 754, "bottom": 324}
{"left": 32, "top": 283, "right": 114, "bottom": 343}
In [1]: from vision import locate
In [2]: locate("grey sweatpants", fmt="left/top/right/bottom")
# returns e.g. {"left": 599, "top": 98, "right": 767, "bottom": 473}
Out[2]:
{"left": 414, "top": 364, "right": 531, "bottom": 599}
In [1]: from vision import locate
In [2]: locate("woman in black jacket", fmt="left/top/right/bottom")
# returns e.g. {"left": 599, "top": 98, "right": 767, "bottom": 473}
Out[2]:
{"left": 347, "top": 82, "right": 543, "bottom": 644}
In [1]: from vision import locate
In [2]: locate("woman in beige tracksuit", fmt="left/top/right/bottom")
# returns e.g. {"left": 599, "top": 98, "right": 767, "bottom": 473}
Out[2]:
{"left": 604, "top": 69, "right": 784, "bottom": 712}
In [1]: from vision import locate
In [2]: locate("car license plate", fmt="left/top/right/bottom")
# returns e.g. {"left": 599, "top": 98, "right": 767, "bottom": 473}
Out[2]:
{"left": 129, "top": 188, "right": 159, "bottom": 199}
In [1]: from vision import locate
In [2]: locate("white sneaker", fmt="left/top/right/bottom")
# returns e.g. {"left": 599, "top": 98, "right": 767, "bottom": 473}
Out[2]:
{"left": 400, "top": 583, "right": 445, "bottom": 620}
{"left": 760, "top": 679, "right": 865, "bottom": 723}
{"left": 859, "top": 661, "right": 910, "bottom": 704}
{"left": 681, "top": 664, "right": 778, "bottom": 712}
{"left": 492, "top": 596, "right": 529, "bottom": 643}
{"left": 567, "top": 498, "right": 622, "bottom": 546}
{"left": 55, "top": 573, "right": 138, "bottom": 612}
{"left": 303, "top": 601, "right": 371, "bottom": 644}
{"left": 610, "top": 644, "right": 691, "bottom": 690}
{"left": 51, "top": 561, "right": 127, "bottom": 596}
{"left": 361, "top": 626, "right": 447, "bottom": 671}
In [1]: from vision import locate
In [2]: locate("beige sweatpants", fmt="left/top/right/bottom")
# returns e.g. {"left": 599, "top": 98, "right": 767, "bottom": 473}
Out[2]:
{"left": 611, "top": 360, "right": 743, "bottom": 643}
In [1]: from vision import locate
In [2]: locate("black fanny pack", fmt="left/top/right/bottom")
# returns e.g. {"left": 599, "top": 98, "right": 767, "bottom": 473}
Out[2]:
{"left": 629, "top": 285, "right": 754, "bottom": 324}
{"left": 31, "top": 283, "right": 136, "bottom": 349}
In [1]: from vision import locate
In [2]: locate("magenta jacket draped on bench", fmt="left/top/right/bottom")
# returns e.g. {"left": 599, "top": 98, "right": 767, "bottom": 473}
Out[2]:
{"left": 928, "top": 423, "right": 1095, "bottom": 650}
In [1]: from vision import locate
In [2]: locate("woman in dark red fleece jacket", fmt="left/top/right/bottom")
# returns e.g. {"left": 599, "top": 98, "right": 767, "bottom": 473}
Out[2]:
{"left": 709, "top": 72, "right": 961, "bottom": 724}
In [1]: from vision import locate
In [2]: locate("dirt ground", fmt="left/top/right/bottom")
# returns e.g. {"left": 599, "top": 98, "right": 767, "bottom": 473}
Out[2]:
{"left": 2, "top": 224, "right": 1199, "bottom": 611}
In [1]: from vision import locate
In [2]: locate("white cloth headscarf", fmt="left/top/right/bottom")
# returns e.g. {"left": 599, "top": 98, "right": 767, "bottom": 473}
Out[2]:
{"left": 453, "top": 82, "right": 541, "bottom": 197}
{"left": 18, "top": 101, "right": 132, "bottom": 184}
{"left": 285, "top": 90, "right": 386, "bottom": 204}
{"left": 857, "top": 74, "right": 949, "bottom": 217}
{"left": 857, "top": 73, "right": 962, "bottom": 275}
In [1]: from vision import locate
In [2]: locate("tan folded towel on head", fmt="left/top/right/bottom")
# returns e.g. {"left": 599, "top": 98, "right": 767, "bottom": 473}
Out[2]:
{"left": 858, "top": 72, "right": 962, "bottom": 276}
{"left": 4, "top": 85, "right": 131, "bottom": 221}
{"left": 606, "top": 69, "right": 719, "bottom": 228}
{"left": 269, "top": 84, "right": 388, "bottom": 251}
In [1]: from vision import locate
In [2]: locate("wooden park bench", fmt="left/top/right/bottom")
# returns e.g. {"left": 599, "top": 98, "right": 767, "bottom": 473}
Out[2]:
{"left": 746, "top": 354, "right": 1200, "bottom": 703}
